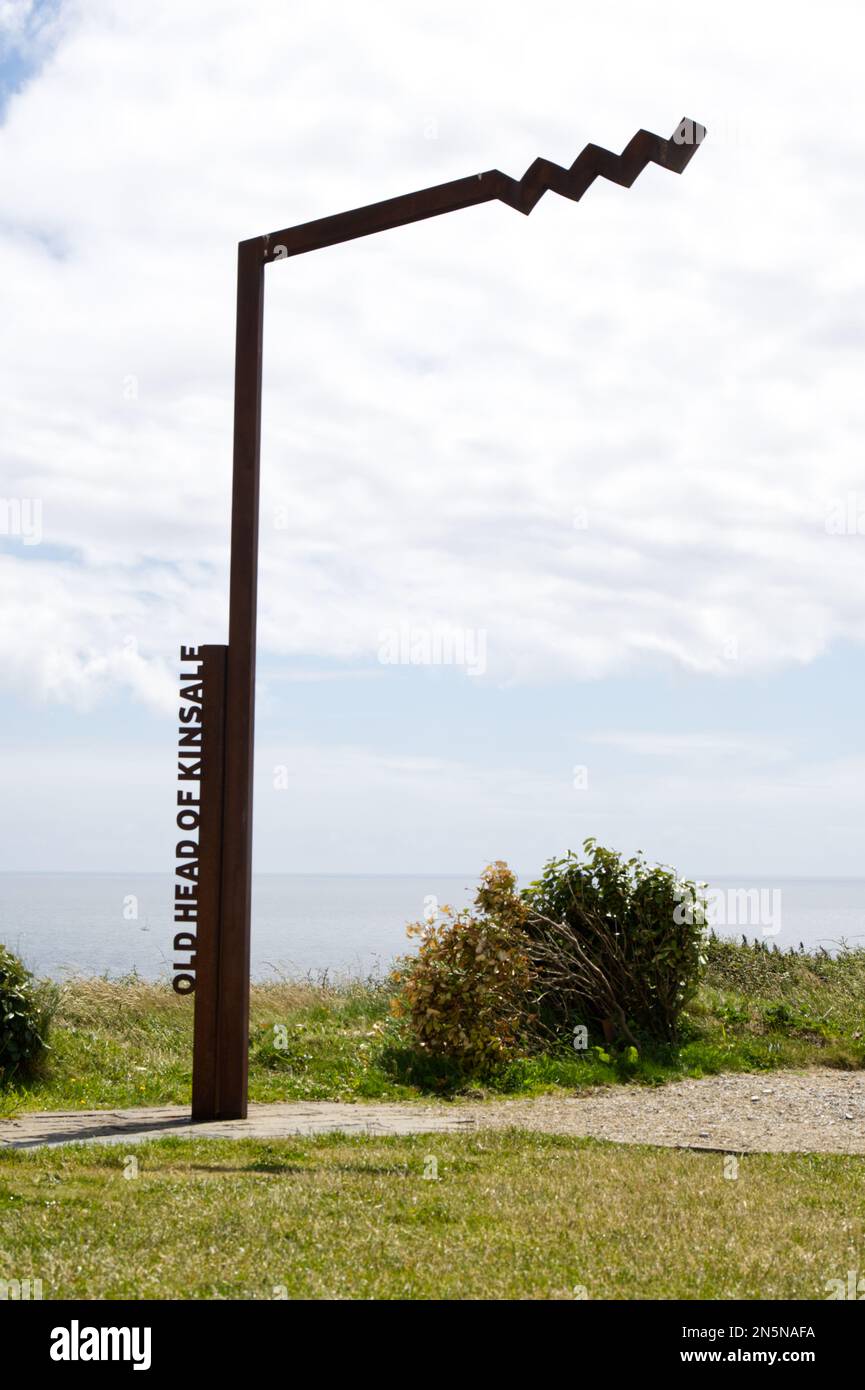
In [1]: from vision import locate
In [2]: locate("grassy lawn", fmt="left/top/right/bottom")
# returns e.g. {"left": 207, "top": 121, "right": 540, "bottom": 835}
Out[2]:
{"left": 1, "top": 1131, "right": 863, "bottom": 1299}
{"left": 2, "top": 938, "right": 864, "bottom": 1115}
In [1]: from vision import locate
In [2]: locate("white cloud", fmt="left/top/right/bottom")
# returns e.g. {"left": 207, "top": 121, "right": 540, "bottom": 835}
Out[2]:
{"left": 586, "top": 731, "right": 790, "bottom": 761}
{"left": 2, "top": 0, "right": 865, "bottom": 712}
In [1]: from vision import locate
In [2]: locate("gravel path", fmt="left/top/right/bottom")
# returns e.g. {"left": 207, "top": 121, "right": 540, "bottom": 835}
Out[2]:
{"left": 471, "top": 1069, "right": 865, "bottom": 1154}
{"left": 2, "top": 1069, "right": 864, "bottom": 1154}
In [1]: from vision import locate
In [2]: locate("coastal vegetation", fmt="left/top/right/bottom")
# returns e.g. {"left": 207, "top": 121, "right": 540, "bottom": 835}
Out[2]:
{"left": 1, "top": 930, "right": 862, "bottom": 1115}
{"left": 0, "top": 944, "right": 55, "bottom": 1083}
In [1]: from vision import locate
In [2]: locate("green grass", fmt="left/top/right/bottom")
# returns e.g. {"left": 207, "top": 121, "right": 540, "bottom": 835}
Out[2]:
{"left": 2, "top": 937, "right": 864, "bottom": 1115}
{"left": 0, "top": 973, "right": 407, "bottom": 1114}
{"left": 1, "top": 1131, "right": 863, "bottom": 1299}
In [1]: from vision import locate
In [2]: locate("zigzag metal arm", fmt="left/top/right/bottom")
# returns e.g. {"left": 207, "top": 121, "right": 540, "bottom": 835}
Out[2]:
{"left": 256, "top": 117, "right": 706, "bottom": 263}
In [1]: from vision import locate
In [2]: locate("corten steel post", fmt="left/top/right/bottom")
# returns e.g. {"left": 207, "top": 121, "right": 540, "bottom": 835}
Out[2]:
{"left": 194, "top": 116, "right": 706, "bottom": 1120}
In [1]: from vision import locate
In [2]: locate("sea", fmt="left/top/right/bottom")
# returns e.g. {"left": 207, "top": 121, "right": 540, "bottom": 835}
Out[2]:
{"left": 2, "top": 873, "right": 865, "bottom": 983}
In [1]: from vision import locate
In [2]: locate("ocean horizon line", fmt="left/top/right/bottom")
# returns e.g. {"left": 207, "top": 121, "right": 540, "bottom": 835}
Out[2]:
{"left": 3, "top": 869, "right": 865, "bottom": 882}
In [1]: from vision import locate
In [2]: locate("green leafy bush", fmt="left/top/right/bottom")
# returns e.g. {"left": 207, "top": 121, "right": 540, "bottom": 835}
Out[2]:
{"left": 522, "top": 839, "right": 706, "bottom": 1042}
{"left": 0, "top": 945, "right": 53, "bottom": 1079}
{"left": 390, "top": 863, "right": 534, "bottom": 1069}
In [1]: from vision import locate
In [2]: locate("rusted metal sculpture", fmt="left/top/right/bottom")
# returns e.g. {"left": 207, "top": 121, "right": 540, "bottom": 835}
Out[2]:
{"left": 182, "top": 116, "right": 706, "bottom": 1120}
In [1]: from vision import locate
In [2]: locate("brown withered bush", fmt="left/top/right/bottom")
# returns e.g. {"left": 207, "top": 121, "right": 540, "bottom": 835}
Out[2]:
{"left": 390, "top": 863, "right": 534, "bottom": 1068}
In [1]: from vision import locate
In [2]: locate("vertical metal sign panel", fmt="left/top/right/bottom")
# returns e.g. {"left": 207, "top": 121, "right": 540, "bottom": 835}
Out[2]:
{"left": 215, "top": 240, "right": 265, "bottom": 1120}
{"left": 192, "top": 643, "right": 228, "bottom": 1120}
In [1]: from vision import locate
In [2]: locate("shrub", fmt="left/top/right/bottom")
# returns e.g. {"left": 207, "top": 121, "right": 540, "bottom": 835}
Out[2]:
{"left": 522, "top": 839, "right": 705, "bottom": 1042}
{"left": 391, "top": 845, "right": 708, "bottom": 1067}
{"left": 390, "top": 863, "right": 534, "bottom": 1068}
{"left": 0, "top": 945, "right": 53, "bottom": 1079}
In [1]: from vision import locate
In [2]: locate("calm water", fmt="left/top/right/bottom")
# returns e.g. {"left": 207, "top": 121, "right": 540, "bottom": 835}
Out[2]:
{"left": 2, "top": 874, "right": 865, "bottom": 982}
{"left": 0, "top": 874, "right": 476, "bottom": 982}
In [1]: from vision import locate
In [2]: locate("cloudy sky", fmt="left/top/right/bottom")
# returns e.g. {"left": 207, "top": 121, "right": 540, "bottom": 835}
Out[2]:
{"left": 1, "top": 0, "right": 864, "bottom": 878}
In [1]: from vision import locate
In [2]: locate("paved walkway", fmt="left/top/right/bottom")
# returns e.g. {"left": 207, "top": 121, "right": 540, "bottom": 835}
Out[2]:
{"left": 0, "top": 1101, "right": 476, "bottom": 1151}
{"left": 2, "top": 1069, "right": 864, "bottom": 1155}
